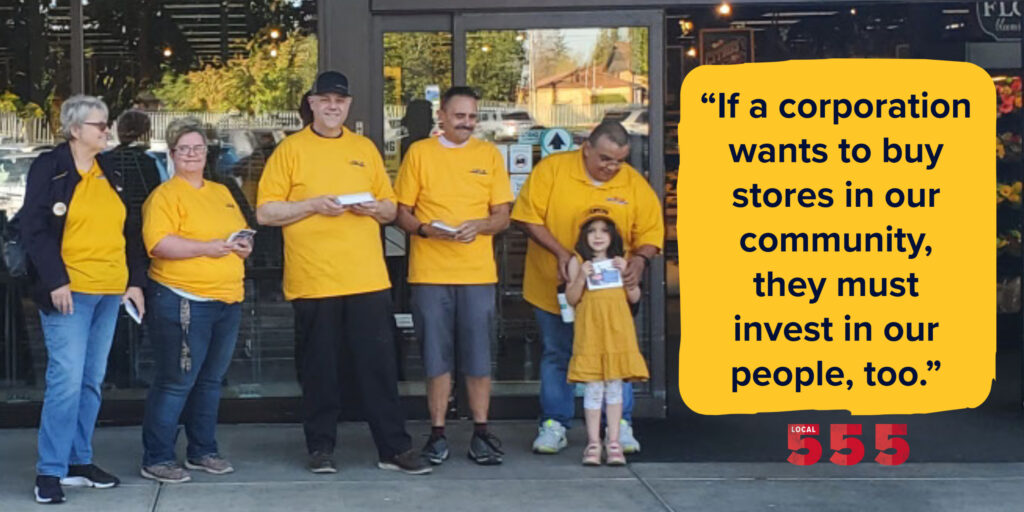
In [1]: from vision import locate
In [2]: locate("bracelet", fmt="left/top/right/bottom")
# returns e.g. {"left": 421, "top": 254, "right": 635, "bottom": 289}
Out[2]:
{"left": 417, "top": 224, "right": 429, "bottom": 238}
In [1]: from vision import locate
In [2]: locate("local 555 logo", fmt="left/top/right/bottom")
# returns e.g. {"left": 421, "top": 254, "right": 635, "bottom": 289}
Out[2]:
{"left": 788, "top": 424, "right": 908, "bottom": 466}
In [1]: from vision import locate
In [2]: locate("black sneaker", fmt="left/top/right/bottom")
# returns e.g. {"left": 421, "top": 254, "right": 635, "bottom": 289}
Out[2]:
{"left": 468, "top": 431, "right": 504, "bottom": 465}
{"left": 421, "top": 435, "right": 450, "bottom": 465}
{"left": 377, "top": 449, "right": 432, "bottom": 475}
{"left": 61, "top": 464, "right": 120, "bottom": 489}
{"left": 34, "top": 475, "right": 64, "bottom": 504}
{"left": 307, "top": 451, "right": 337, "bottom": 474}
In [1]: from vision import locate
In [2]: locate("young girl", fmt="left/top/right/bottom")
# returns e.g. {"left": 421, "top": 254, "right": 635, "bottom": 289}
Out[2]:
{"left": 565, "top": 216, "right": 649, "bottom": 466}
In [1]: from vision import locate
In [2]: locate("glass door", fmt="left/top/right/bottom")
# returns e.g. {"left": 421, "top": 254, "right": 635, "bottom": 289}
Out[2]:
{"left": 372, "top": 16, "right": 453, "bottom": 398}
{"left": 456, "top": 11, "right": 666, "bottom": 417}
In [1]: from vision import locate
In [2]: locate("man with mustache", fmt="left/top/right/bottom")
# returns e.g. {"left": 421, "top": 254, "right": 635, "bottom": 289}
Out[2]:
{"left": 257, "top": 71, "right": 430, "bottom": 475}
{"left": 512, "top": 120, "right": 663, "bottom": 455}
{"left": 394, "top": 86, "right": 513, "bottom": 466}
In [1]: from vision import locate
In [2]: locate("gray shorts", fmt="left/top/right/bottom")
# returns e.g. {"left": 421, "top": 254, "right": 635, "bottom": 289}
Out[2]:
{"left": 411, "top": 284, "right": 496, "bottom": 378}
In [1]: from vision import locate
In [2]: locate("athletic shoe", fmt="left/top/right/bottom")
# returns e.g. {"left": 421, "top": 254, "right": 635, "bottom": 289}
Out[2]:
{"left": 421, "top": 435, "right": 450, "bottom": 465}
{"left": 185, "top": 454, "right": 234, "bottom": 475}
{"left": 61, "top": 464, "right": 120, "bottom": 488}
{"left": 467, "top": 431, "right": 504, "bottom": 465}
{"left": 140, "top": 462, "right": 191, "bottom": 484}
{"left": 307, "top": 451, "right": 337, "bottom": 474}
{"left": 377, "top": 449, "right": 432, "bottom": 475}
{"left": 532, "top": 419, "right": 568, "bottom": 454}
{"left": 619, "top": 419, "right": 641, "bottom": 454}
{"left": 34, "top": 475, "right": 64, "bottom": 504}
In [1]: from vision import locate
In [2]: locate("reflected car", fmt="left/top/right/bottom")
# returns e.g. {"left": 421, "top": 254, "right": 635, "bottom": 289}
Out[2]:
{"left": 0, "top": 144, "right": 55, "bottom": 159}
{"left": 601, "top": 108, "right": 649, "bottom": 136}
{"left": 476, "top": 109, "right": 537, "bottom": 142}
{"left": 0, "top": 151, "right": 40, "bottom": 216}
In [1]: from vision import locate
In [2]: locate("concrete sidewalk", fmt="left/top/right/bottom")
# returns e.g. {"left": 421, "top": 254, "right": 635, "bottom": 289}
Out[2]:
{"left": 1, "top": 422, "right": 1022, "bottom": 511}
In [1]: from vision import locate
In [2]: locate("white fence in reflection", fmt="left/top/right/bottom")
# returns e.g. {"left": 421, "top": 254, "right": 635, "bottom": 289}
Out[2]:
{"left": 384, "top": 102, "right": 644, "bottom": 130}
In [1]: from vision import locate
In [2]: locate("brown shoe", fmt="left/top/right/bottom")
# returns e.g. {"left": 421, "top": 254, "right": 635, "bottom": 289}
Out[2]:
{"left": 185, "top": 454, "right": 234, "bottom": 475}
{"left": 377, "top": 449, "right": 432, "bottom": 475}
{"left": 140, "top": 462, "right": 191, "bottom": 484}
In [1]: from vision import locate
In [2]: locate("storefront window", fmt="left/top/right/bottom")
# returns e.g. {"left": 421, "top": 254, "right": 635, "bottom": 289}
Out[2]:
{"left": 465, "top": 26, "right": 652, "bottom": 391}
{"left": 663, "top": 4, "right": 1023, "bottom": 390}
{"left": 0, "top": 0, "right": 318, "bottom": 402}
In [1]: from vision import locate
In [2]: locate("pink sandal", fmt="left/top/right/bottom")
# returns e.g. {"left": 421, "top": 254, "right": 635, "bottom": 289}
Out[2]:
{"left": 582, "top": 443, "right": 602, "bottom": 466}
{"left": 605, "top": 442, "right": 626, "bottom": 466}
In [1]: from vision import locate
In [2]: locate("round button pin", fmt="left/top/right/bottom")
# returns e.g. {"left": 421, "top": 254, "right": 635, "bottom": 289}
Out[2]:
{"left": 52, "top": 202, "right": 67, "bottom": 216}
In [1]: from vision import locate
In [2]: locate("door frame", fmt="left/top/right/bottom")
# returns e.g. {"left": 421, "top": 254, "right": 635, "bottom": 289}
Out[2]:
{"left": 370, "top": 10, "right": 667, "bottom": 418}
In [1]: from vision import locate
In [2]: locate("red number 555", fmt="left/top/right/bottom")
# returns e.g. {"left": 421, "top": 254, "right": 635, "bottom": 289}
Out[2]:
{"left": 787, "top": 424, "right": 908, "bottom": 466}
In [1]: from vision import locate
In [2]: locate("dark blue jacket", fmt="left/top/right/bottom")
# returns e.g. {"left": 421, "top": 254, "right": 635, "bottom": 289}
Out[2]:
{"left": 18, "top": 143, "right": 147, "bottom": 312}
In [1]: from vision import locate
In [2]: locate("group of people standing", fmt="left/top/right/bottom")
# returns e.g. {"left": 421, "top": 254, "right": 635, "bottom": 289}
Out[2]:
{"left": 20, "top": 70, "right": 663, "bottom": 505}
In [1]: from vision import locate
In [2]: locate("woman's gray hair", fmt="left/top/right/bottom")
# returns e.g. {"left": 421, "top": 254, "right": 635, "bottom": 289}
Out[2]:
{"left": 164, "top": 117, "right": 209, "bottom": 150}
{"left": 60, "top": 94, "right": 109, "bottom": 140}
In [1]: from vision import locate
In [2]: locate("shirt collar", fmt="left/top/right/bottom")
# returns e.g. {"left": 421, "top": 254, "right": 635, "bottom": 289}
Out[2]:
{"left": 438, "top": 134, "right": 470, "bottom": 148}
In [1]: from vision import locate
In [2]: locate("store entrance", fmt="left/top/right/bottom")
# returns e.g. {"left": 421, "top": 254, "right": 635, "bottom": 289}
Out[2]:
{"left": 371, "top": 10, "right": 667, "bottom": 420}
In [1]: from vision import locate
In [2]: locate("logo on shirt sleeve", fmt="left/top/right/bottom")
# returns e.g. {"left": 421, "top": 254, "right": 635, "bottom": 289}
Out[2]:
{"left": 349, "top": 160, "right": 366, "bottom": 168}
{"left": 469, "top": 169, "right": 489, "bottom": 175}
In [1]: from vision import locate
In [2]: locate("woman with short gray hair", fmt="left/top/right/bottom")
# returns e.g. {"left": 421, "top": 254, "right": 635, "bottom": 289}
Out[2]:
{"left": 139, "top": 117, "right": 251, "bottom": 483}
{"left": 19, "top": 94, "right": 147, "bottom": 503}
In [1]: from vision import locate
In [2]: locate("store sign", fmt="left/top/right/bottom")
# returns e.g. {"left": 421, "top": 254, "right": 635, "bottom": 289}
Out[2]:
{"left": 700, "top": 29, "right": 755, "bottom": 65}
{"left": 978, "top": 1, "right": 1022, "bottom": 41}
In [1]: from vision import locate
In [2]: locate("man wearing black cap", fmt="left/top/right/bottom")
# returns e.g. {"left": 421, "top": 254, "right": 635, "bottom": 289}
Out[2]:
{"left": 256, "top": 71, "right": 430, "bottom": 475}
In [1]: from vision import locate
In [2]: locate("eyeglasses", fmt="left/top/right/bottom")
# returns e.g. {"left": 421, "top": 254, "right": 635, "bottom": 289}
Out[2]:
{"left": 82, "top": 121, "right": 109, "bottom": 131}
{"left": 173, "top": 144, "right": 208, "bottom": 155}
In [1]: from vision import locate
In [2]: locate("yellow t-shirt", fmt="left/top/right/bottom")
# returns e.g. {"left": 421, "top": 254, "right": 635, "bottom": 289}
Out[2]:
{"left": 394, "top": 137, "right": 513, "bottom": 284}
{"left": 257, "top": 126, "right": 397, "bottom": 300}
{"left": 142, "top": 176, "right": 248, "bottom": 303}
{"left": 61, "top": 162, "right": 128, "bottom": 294}
{"left": 510, "top": 150, "right": 664, "bottom": 314}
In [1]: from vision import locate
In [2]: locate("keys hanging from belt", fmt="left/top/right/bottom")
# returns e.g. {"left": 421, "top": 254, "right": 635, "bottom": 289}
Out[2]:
{"left": 179, "top": 298, "right": 192, "bottom": 373}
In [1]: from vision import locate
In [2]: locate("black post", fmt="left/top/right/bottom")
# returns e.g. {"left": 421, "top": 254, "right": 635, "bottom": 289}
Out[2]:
{"left": 70, "top": 0, "right": 84, "bottom": 94}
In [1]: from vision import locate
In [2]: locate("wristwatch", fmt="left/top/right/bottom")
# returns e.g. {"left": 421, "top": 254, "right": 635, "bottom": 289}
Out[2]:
{"left": 417, "top": 224, "right": 429, "bottom": 238}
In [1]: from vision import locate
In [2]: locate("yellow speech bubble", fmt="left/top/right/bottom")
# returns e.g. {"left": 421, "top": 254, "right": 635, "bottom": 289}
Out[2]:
{"left": 677, "top": 59, "right": 994, "bottom": 415}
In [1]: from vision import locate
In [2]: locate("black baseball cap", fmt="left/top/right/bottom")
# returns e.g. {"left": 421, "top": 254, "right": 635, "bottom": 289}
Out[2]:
{"left": 309, "top": 71, "right": 350, "bottom": 97}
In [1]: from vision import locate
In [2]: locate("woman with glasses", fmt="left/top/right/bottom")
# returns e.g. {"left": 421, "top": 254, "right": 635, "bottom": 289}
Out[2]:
{"left": 19, "top": 95, "right": 147, "bottom": 504}
{"left": 139, "top": 118, "right": 251, "bottom": 484}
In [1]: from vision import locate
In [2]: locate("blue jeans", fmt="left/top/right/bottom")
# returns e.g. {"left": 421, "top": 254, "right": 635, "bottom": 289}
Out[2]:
{"left": 534, "top": 308, "right": 633, "bottom": 428}
{"left": 37, "top": 293, "right": 121, "bottom": 477}
{"left": 142, "top": 283, "right": 240, "bottom": 466}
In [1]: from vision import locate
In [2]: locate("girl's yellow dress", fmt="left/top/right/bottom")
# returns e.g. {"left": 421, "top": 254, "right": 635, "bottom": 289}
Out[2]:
{"left": 567, "top": 271, "right": 650, "bottom": 383}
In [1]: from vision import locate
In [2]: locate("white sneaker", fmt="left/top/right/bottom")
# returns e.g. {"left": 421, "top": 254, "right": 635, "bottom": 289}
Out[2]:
{"left": 532, "top": 419, "right": 568, "bottom": 454}
{"left": 619, "top": 419, "right": 641, "bottom": 454}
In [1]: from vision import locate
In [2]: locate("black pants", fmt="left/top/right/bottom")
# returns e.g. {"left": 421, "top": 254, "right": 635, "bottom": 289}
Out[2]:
{"left": 293, "top": 290, "right": 411, "bottom": 459}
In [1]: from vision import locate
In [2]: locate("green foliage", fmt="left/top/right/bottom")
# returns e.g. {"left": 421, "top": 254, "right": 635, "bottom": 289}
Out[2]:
{"left": 0, "top": 91, "right": 44, "bottom": 118}
{"left": 591, "top": 93, "right": 629, "bottom": 104}
{"left": 466, "top": 31, "right": 526, "bottom": 102}
{"left": 629, "top": 27, "right": 649, "bottom": 76}
{"left": 154, "top": 34, "right": 318, "bottom": 114}
{"left": 591, "top": 28, "right": 621, "bottom": 66}
{"left": 383, "top": 32, "right": 452, "bottom": 105}
{"left": 531, "top": 31, "right": 577, "bottom": 81}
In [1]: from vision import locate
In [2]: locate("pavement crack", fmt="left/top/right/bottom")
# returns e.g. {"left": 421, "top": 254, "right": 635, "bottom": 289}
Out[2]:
{"left": 149, "top": 483, "right": 163, "bottom": 512}
{"left": 629, "top": 464, "right": 676, "bottom": 512}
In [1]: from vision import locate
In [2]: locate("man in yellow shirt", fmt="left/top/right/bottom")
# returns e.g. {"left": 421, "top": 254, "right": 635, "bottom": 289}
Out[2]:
{"left": 511, "top": 120, "right": 664, "bottom": 455}
{"left": 394, "top": 87, "right": 512, "bottom": 466}
{"left": 256, "top": 71, "right": 429, "bottom": 475}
